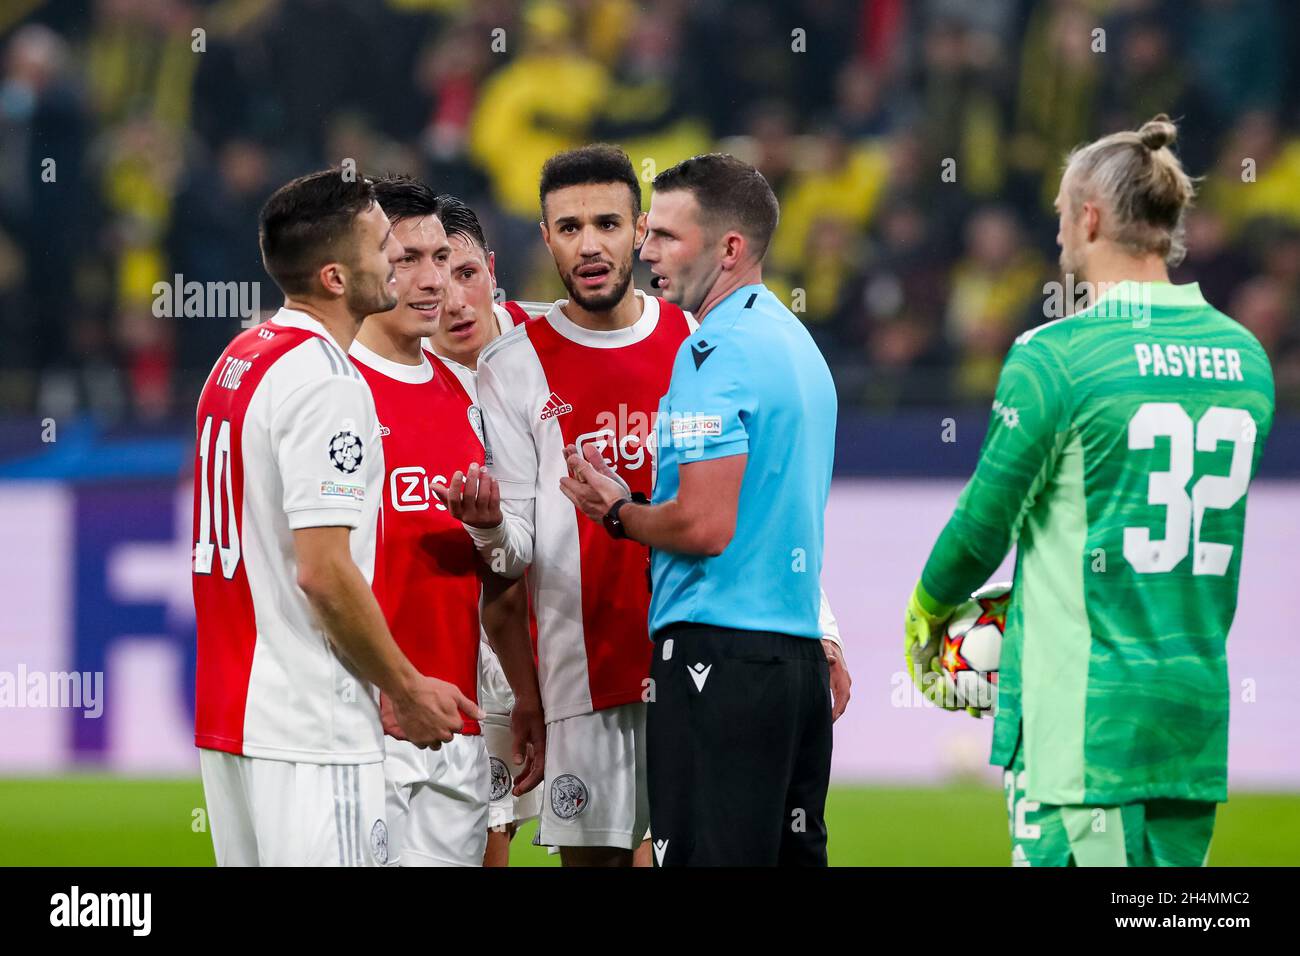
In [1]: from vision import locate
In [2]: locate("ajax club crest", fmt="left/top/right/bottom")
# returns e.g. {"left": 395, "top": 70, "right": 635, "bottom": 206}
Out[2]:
{"left": 369, "top": 818, "right": 389, "bottom": 865}
{"left": 550, "top": 773, "right": 588, "bottom": 820}
{"left": 489, "top": 757, "right": 511, "bottom": 802}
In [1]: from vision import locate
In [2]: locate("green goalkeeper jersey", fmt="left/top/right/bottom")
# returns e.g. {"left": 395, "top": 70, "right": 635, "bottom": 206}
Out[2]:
{"left": 921, "top": 281, "right": 1275, "bottom": 805}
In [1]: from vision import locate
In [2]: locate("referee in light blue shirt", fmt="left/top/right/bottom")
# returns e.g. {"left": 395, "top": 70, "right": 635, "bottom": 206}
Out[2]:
{"left": 559, "top": 153, "right": 842, "bottom": 866}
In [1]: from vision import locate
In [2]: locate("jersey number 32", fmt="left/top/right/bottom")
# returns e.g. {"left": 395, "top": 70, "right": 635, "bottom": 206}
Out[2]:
{"left": 1124, "top": 402, "right": 1255, "bottom": 576}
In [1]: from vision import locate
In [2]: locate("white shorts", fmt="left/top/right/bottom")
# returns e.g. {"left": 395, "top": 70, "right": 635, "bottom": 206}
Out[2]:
{"left": 482, "top": 716, "right": 543, "bottom": 829}
{"left": 384, "top": 734, "right": 489, "bottom": 867}
{"left": 199, "top": 749, "right": 387, "bottom": 867}
{"left": 538, "top": 702, "right": 649, "bottom": 850}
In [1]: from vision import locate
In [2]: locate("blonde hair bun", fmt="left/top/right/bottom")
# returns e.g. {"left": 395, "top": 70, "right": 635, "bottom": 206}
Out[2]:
{"left": 1139, "top": 114, "right": 1178, "bottom": 151}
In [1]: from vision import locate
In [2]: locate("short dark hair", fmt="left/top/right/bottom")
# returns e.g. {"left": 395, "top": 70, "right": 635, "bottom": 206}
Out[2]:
{"left": 258, "top": 169, "right": 377, "bottom": 296}
{"left": 435, "top": 194, "right": 490, "bottom": 255}
{"left": 371, "top": 174, "right": 439, "bottom": 222}
{"left": 652, "top": 153, "right": 780, "bottom": 260}
{"left": 539, "top": 144, "right": 641, "bottom": 220}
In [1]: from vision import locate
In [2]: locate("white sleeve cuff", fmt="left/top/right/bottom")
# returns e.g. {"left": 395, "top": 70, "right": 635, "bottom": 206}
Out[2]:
{"left": 819, "top": 588, "right": 842, "bottom": 650}
{"left": 286, "top": 507, "right": 362, "bottom": 531}
{"left": 464, "top": 519, "right": 526, "bottom": 579}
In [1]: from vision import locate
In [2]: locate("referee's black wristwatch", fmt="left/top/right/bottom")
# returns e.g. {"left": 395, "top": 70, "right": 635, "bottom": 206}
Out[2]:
{"left": 603, "top": 492, "right": 648, "bottom": 539}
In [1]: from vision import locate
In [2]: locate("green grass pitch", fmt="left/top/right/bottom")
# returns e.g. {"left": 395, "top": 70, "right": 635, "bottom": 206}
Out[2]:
{"left": 0, "top": 778, "right": 1296, "bottom": 866}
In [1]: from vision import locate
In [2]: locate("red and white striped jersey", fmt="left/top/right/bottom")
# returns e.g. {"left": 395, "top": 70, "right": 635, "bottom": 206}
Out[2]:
{"left": 473, "top": 291, "right": 696, "bottom": 721}
{"left": 349, "top": 340, "right": 486, "bottom": 735}
{"left": 192, "top": 308, "right": 385, "bottom": 764}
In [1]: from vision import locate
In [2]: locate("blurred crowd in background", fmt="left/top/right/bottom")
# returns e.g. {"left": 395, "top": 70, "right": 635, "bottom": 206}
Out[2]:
{"left": 3, "top": 0, "right": 1300, "bottom": 421}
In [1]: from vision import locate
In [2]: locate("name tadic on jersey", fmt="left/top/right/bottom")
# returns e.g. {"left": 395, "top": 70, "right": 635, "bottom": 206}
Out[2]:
{"left": 192, "top": 309, "right": 385, "bottom": 764}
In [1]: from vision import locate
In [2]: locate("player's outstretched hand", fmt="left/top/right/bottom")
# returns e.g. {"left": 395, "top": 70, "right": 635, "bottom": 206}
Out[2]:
{"left": 433, "top": 462, "right": 501, "bottom": 529}
{"left": 822, "top": 638, "right": 852, "bottom": 721}
{"left": 390, "top": 674, "right": 484, "bottom": 750}
{"left": 559, "top": 443, "right": 629, "bottom": 522}
{"left": 510, "top": 696, "right": 546, "bottom": 796}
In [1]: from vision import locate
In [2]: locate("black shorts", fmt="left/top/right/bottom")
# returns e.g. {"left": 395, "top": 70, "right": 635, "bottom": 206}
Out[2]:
{"left": 647, "top": 623, "right": 832, "bottom": 866}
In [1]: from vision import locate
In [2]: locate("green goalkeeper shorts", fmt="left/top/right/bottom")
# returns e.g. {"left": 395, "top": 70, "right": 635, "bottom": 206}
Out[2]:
{"left": 1002, "top": 743, "right": 1217, "bottom": 867}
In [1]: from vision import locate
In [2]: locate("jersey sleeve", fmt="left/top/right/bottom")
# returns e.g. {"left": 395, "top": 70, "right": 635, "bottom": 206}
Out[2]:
{"left": 477, "top": 351, "right": 537, "bottom": 501}
{"left": 271, "top": 375, "right": 377, "bottom": 530}
{"left": 1250, "top": 339, "right": 1277, "bottom": 478}
{"left": 920, "top": 333, "right": 1073, "bottom": 607}
{"left": 663, "top": 338, "right": 755, "bottom": 463}
{"left": 464, "top": 346, "right": 537, "bottom": 577}
{"left": 818, "top": 587, "right": 842, "bottom": 649}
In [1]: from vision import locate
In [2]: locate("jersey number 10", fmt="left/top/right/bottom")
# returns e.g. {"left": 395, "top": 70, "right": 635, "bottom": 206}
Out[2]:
{"left": 1124, "top": 402, "right": 1255, "bottom": 576}
{"left": 194, "top": 414, "right": 242, "bottom": 579}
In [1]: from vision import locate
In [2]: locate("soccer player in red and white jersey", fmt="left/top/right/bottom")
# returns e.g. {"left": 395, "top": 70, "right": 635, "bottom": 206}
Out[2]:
{"left": 439, "top": 148, "right": 852, "bottom": 867}
{"left": 192, "top": 170, "right": 478, "bottom": 868}
{"left": 437, "top": 145, "right": 693, "bottom": 866}
{"left": 345, "top": 176, "right": 537, "bottom": 866}
{"left": 425, "top": 193, "right": 547, "bottom": 866}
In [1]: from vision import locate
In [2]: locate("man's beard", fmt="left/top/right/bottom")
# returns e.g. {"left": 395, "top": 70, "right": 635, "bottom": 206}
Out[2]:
{"left": 348, "top": 271, "right": 398, "bottom": 316}
{"left": 562, "top": 259, "right": 634, "bottom": 312}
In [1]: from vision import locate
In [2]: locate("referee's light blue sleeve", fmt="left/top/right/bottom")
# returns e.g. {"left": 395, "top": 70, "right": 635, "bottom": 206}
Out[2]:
{"left": 663, "top": 341, "right": 754, "bottom": 464}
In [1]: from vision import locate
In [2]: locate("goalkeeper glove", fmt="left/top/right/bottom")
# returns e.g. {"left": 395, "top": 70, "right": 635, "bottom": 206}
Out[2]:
{"left": 903, "top": 581, "right": 960, "bottom": 709}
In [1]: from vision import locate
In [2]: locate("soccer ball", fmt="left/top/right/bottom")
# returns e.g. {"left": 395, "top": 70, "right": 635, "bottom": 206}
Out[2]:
{"left": 936, "top": 582, "right": 1011, "bottom": 713}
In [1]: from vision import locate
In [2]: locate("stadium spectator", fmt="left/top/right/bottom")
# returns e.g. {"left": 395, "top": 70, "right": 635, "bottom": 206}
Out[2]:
{"left": 1008, "top": 0, "right": 1101, "bottom": 212}
{"left": 837, "top": 198, "right": 952, "bottom": 406}
{"left": 945, "top": 207, "right": 1047, "bottom": 400}
{"left": 1202, "top": 112, "right": 1300, "bottom": 234}
{"left": 1231, "top": 275, "right": 1300, "bottom": 406}
{"left": 2, "top": 0, "right": 1299, "bottom": 420}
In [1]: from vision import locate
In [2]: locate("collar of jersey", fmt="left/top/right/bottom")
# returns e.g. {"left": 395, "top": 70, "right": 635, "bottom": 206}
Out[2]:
{"left": 1093, "top": 280, "right": 1206, "bottom": 311}
{"left": 269, "top": 306, "right": 334, "bottom": 338}
{"left": 713, "top": 282, "right": 768, "bottom": 315}
{"left": 545, "top": 289, "right": 659, "bottom": 348}
{"left": 349, "top": 337, "right": 434, "bottom": 384}
{"left": 421, "top": 307, "right": 512, "bottom": 376}
{"left": 491, "top": 302, "right": 518, "bottom": 335}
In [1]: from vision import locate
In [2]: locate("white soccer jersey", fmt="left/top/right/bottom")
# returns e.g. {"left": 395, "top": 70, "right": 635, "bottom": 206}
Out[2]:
{"left": 193, "top": 307, "right": 385, "bottom": 764}
{"left": 431, "top": 300, "right": 530, "bottom": 719}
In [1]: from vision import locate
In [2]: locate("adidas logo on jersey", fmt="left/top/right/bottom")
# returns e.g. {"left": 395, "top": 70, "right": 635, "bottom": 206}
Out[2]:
{"left": 539, "top": 392, "right": 573, "bottom": 421}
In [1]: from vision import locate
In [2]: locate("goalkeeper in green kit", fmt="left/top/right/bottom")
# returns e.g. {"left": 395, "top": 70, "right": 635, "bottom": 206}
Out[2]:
{"left": 905, "top": 115, "right": 1276, "bottom": 867}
